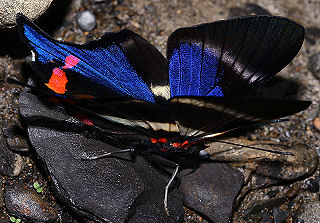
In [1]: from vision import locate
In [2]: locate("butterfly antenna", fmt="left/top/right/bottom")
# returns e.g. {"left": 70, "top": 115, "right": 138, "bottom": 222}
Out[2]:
{"left": 210, "top": 139, "right": 294, "bottom": 156}
{"left": 81, "top": 148, "right": 135, "bottom": 160}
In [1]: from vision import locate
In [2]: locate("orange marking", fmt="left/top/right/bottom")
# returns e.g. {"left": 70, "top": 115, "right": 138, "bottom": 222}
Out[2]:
{"left": 45, "top": 68, "right": 68, "bottom": 94}
{"left": 62, "top": 55, "right": 80, "bottom": 69}
{"left": 151, "top": 138, "right": 157, "bottom": 143}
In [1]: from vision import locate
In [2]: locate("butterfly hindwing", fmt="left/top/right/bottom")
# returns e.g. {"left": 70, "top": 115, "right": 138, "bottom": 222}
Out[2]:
{"left": 167, "top": 16, "right": 305, "bottom": 97}
{"left": 17, "top": 14, "right": 169, "bottom": 102}
{"left": 66, "top": 97, "right": 179, "bottom": 138}
{"left": 169, "top": 97, "right": 310, "bottom": 138}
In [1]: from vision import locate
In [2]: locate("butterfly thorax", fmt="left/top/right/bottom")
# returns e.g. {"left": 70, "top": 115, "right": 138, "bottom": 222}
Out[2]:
{"left": 133, "top": 137, "right": 205, "bottom": 158}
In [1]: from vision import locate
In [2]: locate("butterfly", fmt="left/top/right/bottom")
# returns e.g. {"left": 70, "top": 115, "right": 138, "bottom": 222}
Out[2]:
{"left": 16, "top": 14, "right": 310, "bottom": 216}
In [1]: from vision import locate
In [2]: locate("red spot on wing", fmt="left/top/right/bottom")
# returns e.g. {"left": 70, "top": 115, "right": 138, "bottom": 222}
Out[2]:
{"left": 158, "top": 138, "right": 168, "bottom": 143}
{"left": 73, "top": 94, "right": 95, "bottom": 99}
{"left": 48, "top": 97, "right": 61, "bottom": 104}
{"left": 150, "top": 138, "right": 168, "bottom": 144}
{"left": 160, "top": 148, "right": 168, "bottom": 152}
{"left": 45, "top": 68, "right": 68, "bottom": 94}
{"left": 62, "top": 55, "right": 80, "bottom": 69}
{"left": 172, "top": 142, "right": 181, "bottom": 148}
{"left": 173, "top": 140, "right": 189, "bottom": 148}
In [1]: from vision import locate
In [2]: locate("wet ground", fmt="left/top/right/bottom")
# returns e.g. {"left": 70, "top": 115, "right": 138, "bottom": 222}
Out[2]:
{"left": 0, "top": 0, "right": 320, "bottom": 222}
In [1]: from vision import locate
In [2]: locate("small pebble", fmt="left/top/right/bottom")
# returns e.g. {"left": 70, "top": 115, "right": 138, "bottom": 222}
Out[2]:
{"left": 313, "top": 117, "right": 320, "bottom": 131}
{"left": 307, "top": 52, "right": 320, "bottom": 80}
{"left": 0, "top": 129, "right": 23, "bottom": 176}
{"left": 5, "top": 184, "right": 58, "bottom": 222}
{"left": 273, "top": 207, "right": 288, "bottom": 223}
{"left": 306, "top": 27, "right": 320, "bottom": 44}
{"left": 267, "top": 190, "right": 279, "bottom": 198}
{"left": 305, "top": 178, "right": 319, "bottom": 193}
{"left": 77, "top": 11, "right": 97, "bottom": 32}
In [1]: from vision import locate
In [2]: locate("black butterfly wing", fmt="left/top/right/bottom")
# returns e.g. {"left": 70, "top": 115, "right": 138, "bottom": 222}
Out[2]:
{"left": 17, "top": 14, "right": 169, "bottom": 102}
{"left": 167, "top": 16, "right": 305, "bottom": 97}
{"left": 66, "top": 97, "right": 179, "bottom": 139}
{"left": 169, "top": 97, "right": 310, "bottom": 138}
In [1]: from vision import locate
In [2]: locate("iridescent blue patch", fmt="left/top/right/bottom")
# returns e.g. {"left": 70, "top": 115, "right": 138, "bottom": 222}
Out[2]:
{"left": 168, "top": 43, "right": 224, "bottom": 98}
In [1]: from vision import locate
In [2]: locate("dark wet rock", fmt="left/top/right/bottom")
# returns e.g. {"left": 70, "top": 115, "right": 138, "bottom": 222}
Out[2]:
{"left": 5, "top": 183, "right": 58, "bottom": 222}
{"left": 19, "top": 88, "right": 184, "bottom": 222}
{"left": 308, "top": 52, "right": 320, "bottom": 80}
{"left": 298, "top": 201, "right": 320, "bottom": 223}
{"left": 228, "top": 3, "right": 271, "bottom": 18}
{"left": 258, "top": 212, "right": 272, "bottom": 222}
{"left": 273, "top": 207, "right": 288, "bottom": 223}
{"left": 0, "top": 129, "right": 23, "bottom": 176}
{"left": 244, "top": 197, "right": 287, "bottom": 218}
{"left": 179, "top": 162, "right": 244, "bottom": 223}
{"left": 306, "top": 27, "right": 320, "bottom": 44}
{"left": 77, "top": 11, "right": 97, "bottom": 31}
{"left": 267, "top": 189, "right": 279, "bottom": 198}
{"left": 0, "top": 65, "right": 4, "bottom": 82}
{"left": 0, "top": 180, "right": 4, "bottom": 208}
{"left": 2, "top": 122, "right": 29, "bottom": 152}
{"left": 285, "top": 183, "right": 300, "bottom": 199}
{"left": 60, "top": 210, "right": 76, "bottom": 223}
{"left": 305, "top": 178, "right": 319, "bottom": 193}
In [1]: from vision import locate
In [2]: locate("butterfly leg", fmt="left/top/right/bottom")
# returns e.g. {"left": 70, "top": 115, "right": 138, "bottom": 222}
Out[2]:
{"left": 164, "top": 163, "right": 179, "bottom": 216}
{"left": 81, "top": 148, "right": 135, "bottom": 160}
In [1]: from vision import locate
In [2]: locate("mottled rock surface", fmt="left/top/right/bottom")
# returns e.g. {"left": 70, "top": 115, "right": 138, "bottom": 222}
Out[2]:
{"left": 0, "top": 0, "right": 54, "bottom": 28}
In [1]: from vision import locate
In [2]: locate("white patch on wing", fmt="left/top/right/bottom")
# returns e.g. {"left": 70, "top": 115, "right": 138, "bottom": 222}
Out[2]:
{"left": 172, "top": 98, "right": 264, "bottom": 122}
{"left": 98, "top": 114, "right": 179, "bottom": 132}
{"left": 151, "top": 85, "right": 171, "bottom": 99}
{"left": 31, "top": 50, "right": 36, "bottom": 62}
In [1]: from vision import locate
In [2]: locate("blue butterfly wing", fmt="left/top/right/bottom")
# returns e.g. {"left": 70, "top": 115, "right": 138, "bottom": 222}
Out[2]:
{"left": 17, "top": 14, "right": 169, "bottom": 103}
{"left": 167, "top": 16, "right": 305, "bottom": 97}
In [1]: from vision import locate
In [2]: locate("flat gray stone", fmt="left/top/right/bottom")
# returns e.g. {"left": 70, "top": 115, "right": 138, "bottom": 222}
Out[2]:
{"left": 179, "top": 162, "right": 244, "bottom": 223}
{"left": 19, "top": 86, "right": 184, "bottom": 223}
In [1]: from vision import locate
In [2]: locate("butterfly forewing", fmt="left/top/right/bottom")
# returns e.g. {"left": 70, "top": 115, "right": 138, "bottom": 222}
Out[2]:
{"left": 17, "top": 14, "right": 169, "bottom": 103}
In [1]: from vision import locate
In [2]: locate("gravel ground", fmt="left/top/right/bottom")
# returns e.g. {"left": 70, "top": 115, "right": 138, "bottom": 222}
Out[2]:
{"left": 0, "top": 0, "right": 319, "bottom": 222}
